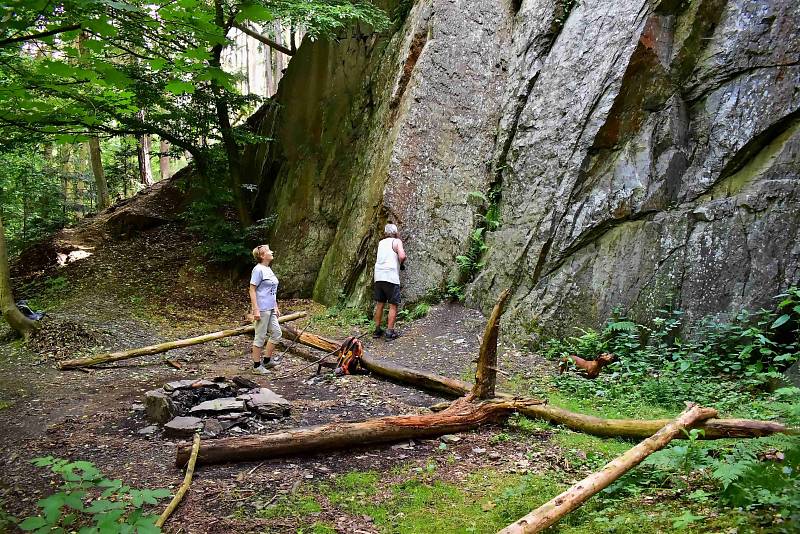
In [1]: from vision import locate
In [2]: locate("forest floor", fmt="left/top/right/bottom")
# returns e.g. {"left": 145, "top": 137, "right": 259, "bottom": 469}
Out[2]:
{"left": 0, "top": 220, "right": 565, "bottom": 534}
{"left": 0, "top": 192, "right": 765, "bottom": 533}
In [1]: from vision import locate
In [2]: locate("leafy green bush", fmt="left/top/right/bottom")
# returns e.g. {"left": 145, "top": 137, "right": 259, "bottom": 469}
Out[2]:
{"left": 18, "top": 457, "right": 170, "bottom": 533}
{"left": 545, "top": 288, "right": 800, "bottom": 404}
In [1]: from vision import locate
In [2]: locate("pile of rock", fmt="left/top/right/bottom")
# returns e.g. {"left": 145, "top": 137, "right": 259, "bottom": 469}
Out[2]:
{"left": 142, "top": 376, "right": 291, "bottom": 438}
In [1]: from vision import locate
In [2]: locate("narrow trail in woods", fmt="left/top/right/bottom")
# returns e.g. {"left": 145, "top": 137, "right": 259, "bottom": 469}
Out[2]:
{"left": 0, "top": 202, "right": 570, "bottom": 533}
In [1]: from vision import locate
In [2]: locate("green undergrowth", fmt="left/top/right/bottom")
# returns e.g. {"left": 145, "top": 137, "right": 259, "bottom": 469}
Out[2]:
{"left": 248, "top": 465, "right": 752, "bottom": 533}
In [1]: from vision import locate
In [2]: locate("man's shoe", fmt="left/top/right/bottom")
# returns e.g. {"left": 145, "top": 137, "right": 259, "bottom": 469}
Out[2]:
{"left": 262, "top": 359, "right": 278, "bottom": 370}
{"left": 373, "top": 328, "right": 385, "bottom": 338}
{"left": 384, "top": 329, "right": 400, "bottom": 341}
{"left": 253, "top": 365, "right": 269, "bottom": 374}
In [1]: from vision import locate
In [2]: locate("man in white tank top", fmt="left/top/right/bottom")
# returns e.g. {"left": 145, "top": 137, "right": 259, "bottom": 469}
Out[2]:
{"left": 373, "top": 223, "right": 406, "bottom": 340}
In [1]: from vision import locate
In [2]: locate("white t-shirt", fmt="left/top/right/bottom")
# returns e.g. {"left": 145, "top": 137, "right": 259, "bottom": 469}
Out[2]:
{"left": 250, "top": 264, "right": 279, "bottom": 311}
{"left": 374, "top": 238, "right": 400, "bottom": 285}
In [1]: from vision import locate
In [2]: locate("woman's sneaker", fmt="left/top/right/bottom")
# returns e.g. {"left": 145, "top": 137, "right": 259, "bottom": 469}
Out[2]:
{"left": 384, "top": 329, "right": 400, "bottom": 341}
{"left": 253, "top": 360, "right": 277, "bottom": 374}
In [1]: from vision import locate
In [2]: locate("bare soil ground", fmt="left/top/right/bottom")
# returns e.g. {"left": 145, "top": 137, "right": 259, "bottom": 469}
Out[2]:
{"left": 0, "top": 197, "right": 564, "bottom": 533}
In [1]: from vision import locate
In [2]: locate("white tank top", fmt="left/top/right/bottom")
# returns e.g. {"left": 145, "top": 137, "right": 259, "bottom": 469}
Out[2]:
{"left": 374, "top": 238, "right": 400, "bottom": 284}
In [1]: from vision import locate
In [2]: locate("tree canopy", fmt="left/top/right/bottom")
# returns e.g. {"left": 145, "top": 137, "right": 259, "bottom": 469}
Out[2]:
{"left": 0, "top": 0, "right": 390, "bottom": 223}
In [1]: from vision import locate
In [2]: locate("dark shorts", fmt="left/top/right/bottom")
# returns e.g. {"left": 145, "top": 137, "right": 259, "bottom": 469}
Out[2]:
{"left": 374, "top": 281, "right": 401, "bottom": 305}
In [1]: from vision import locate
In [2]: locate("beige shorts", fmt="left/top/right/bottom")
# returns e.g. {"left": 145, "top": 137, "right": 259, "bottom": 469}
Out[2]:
{"left": 253, "top": 310, "right": 282, "bottom": 347}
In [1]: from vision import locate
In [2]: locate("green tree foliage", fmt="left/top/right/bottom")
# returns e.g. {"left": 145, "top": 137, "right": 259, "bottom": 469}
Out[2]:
{"left": 0, "top": 0, "right": 389, "bottom": 226}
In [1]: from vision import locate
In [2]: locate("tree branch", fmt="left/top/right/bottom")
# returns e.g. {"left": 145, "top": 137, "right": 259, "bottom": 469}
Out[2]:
{"left": 232, "top": 23, "right": 294, "bottom": 56}
{"left": 0, "top": 23, "right": 82, "bottom": 47}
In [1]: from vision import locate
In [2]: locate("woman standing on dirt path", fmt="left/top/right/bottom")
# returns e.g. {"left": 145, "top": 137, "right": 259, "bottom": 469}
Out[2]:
{"left": 249, "top": 244, "right": 282, "bottom": 374}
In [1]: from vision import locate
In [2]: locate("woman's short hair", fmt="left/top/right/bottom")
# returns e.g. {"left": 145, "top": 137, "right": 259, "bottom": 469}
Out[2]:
{"left": 252, "top": 244, "right": 271, "bottom": 261}
{"left": 384, "top": 223, "right": 398, "bottom": 237}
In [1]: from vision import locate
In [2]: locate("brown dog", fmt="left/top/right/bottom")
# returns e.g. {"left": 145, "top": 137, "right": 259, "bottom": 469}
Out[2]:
{"left": 558, "top": 353, "right": 616, "bottom": 379}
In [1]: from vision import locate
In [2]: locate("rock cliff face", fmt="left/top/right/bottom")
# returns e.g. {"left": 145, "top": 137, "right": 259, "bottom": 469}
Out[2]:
{"left": 246, "top": 0, "right": 800, "bottom": 338}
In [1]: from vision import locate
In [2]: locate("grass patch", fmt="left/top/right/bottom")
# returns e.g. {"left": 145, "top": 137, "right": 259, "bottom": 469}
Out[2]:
{"left": 0, "top": 400, "right": 13, "bottom": 411}
{"left": 299, "top": 467, "right": 751, "bottom": 533}
{"left": 254, "top": 494, "right": 321, "bottom": 519}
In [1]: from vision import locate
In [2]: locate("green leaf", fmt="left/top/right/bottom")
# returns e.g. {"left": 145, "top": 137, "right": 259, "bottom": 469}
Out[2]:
{"left": 18, "top": 516, "right": 47, "bottom": 531}
{"left": 772, "top": 314, "right": 791, "bottom": 329}
{"left": 148, "top": 58, "right": 167, "bottom": 71}
{"left": 165, "top": 80, "right": 195, "bottom": 95}
{"left": 84, "top": 18, "right": 118, "bottom": 37}
{"left": 237, "top": 3, "right": 274, "bottom": 22}
{"left": 84, "top": 499, "right": 124, "bottom": 513}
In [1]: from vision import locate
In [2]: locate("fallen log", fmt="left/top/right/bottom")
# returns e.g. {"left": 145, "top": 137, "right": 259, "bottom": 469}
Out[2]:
{"left": 58, "top": 311, "right": 307, "bottom": 370}
{"left": 280, "top": 323, "right": 341, "bottom": 353}
{"left": 157, "top": 432, "right": 201, "bottom": 528}
{"left": 176, "top": 396, "right": 544, "bottom": 466}
{"left": 275, "top": 342, "right": 336, "bottom": 369}
{"left": 276, "top": 326, "right": 795, "bottom": 440}
{"left": 498, "top": 404, "right": 718, "bottom": 534}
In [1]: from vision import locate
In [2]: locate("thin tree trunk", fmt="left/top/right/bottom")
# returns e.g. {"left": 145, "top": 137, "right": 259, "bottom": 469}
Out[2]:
{"left": 58, "top": 312, "right": 307, "bottom": 369}
{"left": 88, "top": 137, "right": 110, "bottom": 210}
{"left": 0, "top": 215, "right": 39, "bottom": 339}
{"left": 212, "top": 0, "right": 252, "bottom": 228}
{"left": 176, "top": 397, "right": 544, "bottom": 466}
{"left": 159, "top": 139, "right": 171, "bottom": 180}
{"left": 498, "top": 404, "right": 719, "bottom": 534}
{"left": 137, "top": 132, "right": 154, "bottom": 187}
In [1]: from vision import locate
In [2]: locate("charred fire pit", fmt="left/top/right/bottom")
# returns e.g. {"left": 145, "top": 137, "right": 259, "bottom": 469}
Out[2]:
{"left": 142, "top": 376, "right": 290, "bottom": 438}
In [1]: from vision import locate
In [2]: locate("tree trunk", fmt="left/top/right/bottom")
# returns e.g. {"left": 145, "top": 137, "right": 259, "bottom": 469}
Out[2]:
{"left": 498, "top": 404, "right": 719, "bottom": 534}
{"left": 0, "top": 215, "right": 39, "bottom": 339}
{"left": 278, "top": 326, "right": 795, "bottom": 440}
{"left": 176, "top": 397, "right": 544, "bottom": 466}
{"left": 472, "top": 288, "right": 510, "bottom": 400}
{"left": 58, "top": 311, "right": 306, "bottom": 369}
{"left": 137, "top": 132, "right": 154, "bottom": 187}
{"left": 159, "top": 138, "right": 171, "bottom": 180}
{"left": 87, "top": 137, "right": 110, "bottom": 210}
{"left": 212, "top": 0, "right": 252, "bottom": 228}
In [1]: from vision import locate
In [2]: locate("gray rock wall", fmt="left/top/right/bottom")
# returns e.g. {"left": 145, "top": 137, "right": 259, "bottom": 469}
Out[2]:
{"left": 250, "top": 0, "right": 800, "bottom": 338}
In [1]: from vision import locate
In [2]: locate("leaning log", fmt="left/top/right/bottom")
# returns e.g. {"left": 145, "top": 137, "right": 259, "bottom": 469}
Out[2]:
{"left": 176, "top": 397, "right": 544, "bottom": 466}
{"left": 59, "top": 311, "right": 307, "bottom": 369}
{"left": 498, "top": 404, "right": 718, "bottom": 534}
{"left": 472, "top": 288, "right": 511, "bottom": 400}
{"left": 274, "top": 327, "right": 794, "bottom": 440}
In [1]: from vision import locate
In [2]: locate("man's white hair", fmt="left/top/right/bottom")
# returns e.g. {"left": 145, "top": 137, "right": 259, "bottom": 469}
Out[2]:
{"left": 384, "top": 223, "right": 398, "bottom": 236}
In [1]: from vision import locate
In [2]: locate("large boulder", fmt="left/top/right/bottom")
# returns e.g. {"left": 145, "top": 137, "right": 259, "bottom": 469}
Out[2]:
{"left": 245, "top": 0, "right": 799, "bottom": 337}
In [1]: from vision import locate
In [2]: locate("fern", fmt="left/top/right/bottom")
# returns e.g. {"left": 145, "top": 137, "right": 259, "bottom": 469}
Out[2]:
{"left": 605, "top": 320, "right": 637, "bottom": 332}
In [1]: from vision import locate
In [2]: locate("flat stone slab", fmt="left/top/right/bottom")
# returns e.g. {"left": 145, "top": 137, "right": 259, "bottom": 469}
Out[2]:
{"left": 238, "top": 388, "right": 291, "bottom": 418}
{"left": 189, "top": 397, "right": 245, "bottom": 414}
{"left": 164, "top": 416, "right": 203, "bottom": 438}
{"left": 163, "top": 379, "right": 215, "bottom": 392}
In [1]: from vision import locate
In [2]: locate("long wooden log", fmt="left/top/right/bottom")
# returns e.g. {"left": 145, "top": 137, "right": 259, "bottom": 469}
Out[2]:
{"left": 498, "top": 404, "right": 718, "bottom": 534}
{"left": 176, "top": 397, "right": 544, "bottom": 466}
{"left": 274, "top": 327, "right": 795, "bottom": 440}
{"left": 58, "top": 311, "right": 307, "bottom": 369}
